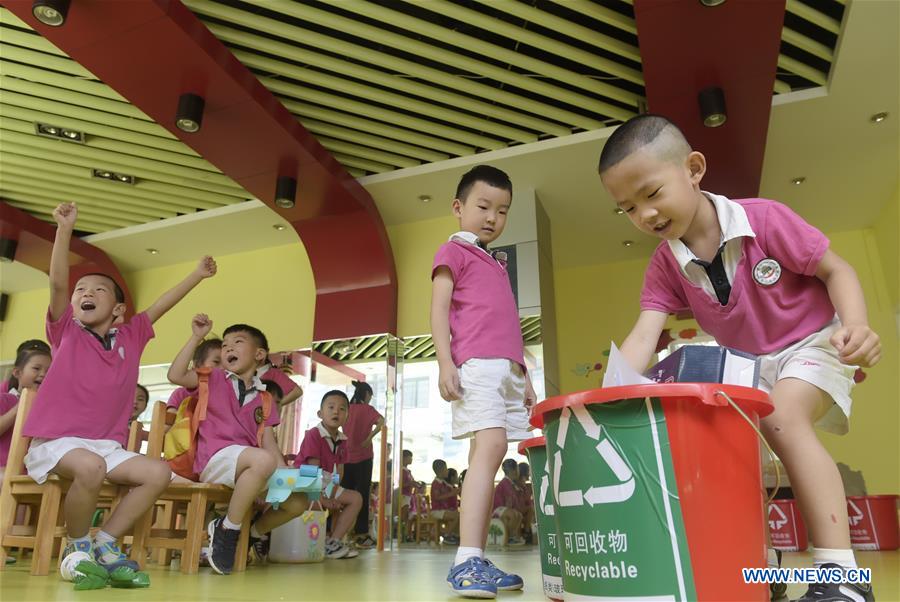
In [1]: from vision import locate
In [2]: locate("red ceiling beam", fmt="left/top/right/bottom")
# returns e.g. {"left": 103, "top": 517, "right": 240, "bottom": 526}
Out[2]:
{"left": 634, "top": 0, "right": 785, "bottom": 198}
{"left": 3, "top": 0, "right": 397, "bottom": 341}
{"left": 1, "top": 200, "right": 136, "bottom": 317}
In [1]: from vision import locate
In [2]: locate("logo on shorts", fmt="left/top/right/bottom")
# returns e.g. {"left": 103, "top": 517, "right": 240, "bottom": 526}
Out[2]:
{"left": 753, "top": 258, "right": 782, "bottom": 286}
{"left": 254, "top": 407, "right": 264, "bottom": 424}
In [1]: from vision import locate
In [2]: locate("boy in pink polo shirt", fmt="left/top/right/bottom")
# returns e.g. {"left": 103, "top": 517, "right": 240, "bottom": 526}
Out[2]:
{"left": 432, "top": 165, "right": 537, "bottom": 598}
{"left": 22, "top": 202, "right": 217, "bottom": 585}
{"left": 168, "top": 315, "right": 309, "bottom": 575}
{"left": 295, "top": 390, "right": 363, "bottom": 559}
{"left": 599, "top": 115, "right": 880, "bottom": 602}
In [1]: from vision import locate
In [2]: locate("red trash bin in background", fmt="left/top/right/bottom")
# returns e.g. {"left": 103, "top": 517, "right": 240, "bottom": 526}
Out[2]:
{"left": 847, "top": 495, "right": 900, "bottom": 550}
{"left": 768, "top": 499, "right": 809, "bottom": 552}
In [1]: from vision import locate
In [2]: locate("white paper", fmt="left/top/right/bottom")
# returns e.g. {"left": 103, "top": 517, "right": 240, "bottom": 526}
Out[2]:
{"left": 722, "top": 350, "right": 759, "bottom": 387}
{"left": 602, "top": 342, "right": 655, "bottom": 388}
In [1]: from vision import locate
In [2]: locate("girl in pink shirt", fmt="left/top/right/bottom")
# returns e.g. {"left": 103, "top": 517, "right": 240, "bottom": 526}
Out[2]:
{"left": 0, "top": 345, "right": 51, "bottom": 485}
{"left": 166, "top": 337, "right": 221, "bottom": 415}
{"left": 599, "top": 115, "right": 880, "bottom": 602}
{"left": 341, "top": 380, "right": 384, "bottom": 548}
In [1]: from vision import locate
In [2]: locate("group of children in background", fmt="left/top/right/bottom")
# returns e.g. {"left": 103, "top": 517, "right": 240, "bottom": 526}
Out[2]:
{"left": 0, "top": 111, "right": 883, "bottom": 601}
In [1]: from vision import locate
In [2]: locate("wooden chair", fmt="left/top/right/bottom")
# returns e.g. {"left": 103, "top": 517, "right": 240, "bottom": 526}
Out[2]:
{"left": 413, "top": 494, "right": 442, "bottom": 544}
{"left": 127, "top": 401, "right": 250, "bottom": 574}
{"left": 0, "top": 390, "right": 137, "bottom": 575}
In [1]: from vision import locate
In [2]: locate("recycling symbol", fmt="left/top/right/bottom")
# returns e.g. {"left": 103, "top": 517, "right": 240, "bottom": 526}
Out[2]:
{"left": 552, "top": 403, "right": 635, "bottom": 507}
{"left": 768, "top": 503, "right": 788, "bottom": 530}
{"left": 847, "top": 499, "right": 864, "bottom": 526}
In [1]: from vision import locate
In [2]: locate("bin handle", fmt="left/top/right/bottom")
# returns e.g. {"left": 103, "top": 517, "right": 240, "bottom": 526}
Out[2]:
{"left": 715, "top": 389, "right": 781, "bottom": 504}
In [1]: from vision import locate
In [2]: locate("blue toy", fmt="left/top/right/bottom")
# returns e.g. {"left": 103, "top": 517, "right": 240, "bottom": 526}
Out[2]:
{"left": 267, "top": 465, "right": 323, "bottom": 508}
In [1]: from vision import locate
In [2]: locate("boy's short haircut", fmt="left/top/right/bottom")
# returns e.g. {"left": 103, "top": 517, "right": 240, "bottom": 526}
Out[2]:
{"left": 518, "top": 462, "right": 530, "bottom": 477}
{"left": 80, "top": 272, "right": 125, "bottom": 303}
{"left": 455, "top": 165, "right": 512, "bottom": 202}
{"left": 501, "top": 458, "right": 518, "bottom": 473}
{"left": 223, "top": 324, "right": 269, "bottom": 351}
{"left": 402, "top": 449, "right": 413, "bottom": 459}
{"left": 320, "top": 389, "right": 349, "bottom": 409}
{"left": 432, "top": 459, "right": 447, "bottom": 472}
{"left": 16, "top": 339, "right": 51, "bottom": 356}
{"left": 262, "top": 379, "right": 284, "bottom": 401}
{"left": 193, "top": 338, "right": 222, "bottom": 367}
{"left": 597, "top": 114, "right": 690, "bottom": 174}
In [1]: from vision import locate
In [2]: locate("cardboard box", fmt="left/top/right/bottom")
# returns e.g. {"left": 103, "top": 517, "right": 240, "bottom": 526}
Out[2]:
{"left": 645, "top": 345, "right": 760, "bottom": 387}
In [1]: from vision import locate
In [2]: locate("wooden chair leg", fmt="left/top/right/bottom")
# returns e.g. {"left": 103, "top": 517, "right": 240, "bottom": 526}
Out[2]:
{"left": 128, "top": 506, "right": 153, "bottom": 569}
{"left": 155, "top": 501, "right": 176, "bottom": 566}
{"left": 32, "top": 482, "right": 63, "bottom": 576}
{"left": 181, "top": 492, "right": 206, "bottom": 575}
{"left": 233, "top": 508, "right": 252, "bottom": 573}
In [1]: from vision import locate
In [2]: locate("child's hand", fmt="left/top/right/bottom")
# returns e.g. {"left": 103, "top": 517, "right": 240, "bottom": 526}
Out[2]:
{"left": 830, "top": 324, "right": 881, "bottom": 367}
{"left": 192, "top": 313, "right": 213, "bottom": 338}
{"left": 438, "top": 363, "right": 462, "bottom": 401}
{"left": 524, "top": 378, "right": 537, "bottom": 412}
{"left": 195, "top": 256, "right": 217, "bottom": 279}
{"left": 52, "top": 202, "right": 77, "bottom": 230}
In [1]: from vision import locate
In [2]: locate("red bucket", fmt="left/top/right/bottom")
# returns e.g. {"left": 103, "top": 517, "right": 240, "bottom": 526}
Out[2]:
{"left": 847, "top": 495, "right": 900, "bottom": 550}
{"left": 531, "top": 383, "right": 773, "bottom": 602}
{"left": 768, "top": 499, "right": 809, "bottom": 552}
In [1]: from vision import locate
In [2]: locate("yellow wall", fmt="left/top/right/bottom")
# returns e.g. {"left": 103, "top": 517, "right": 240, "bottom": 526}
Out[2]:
{"left": 1, "top": 243, "right": 317, "bottom": 365}
{"left": 872, "top": 187, "right": 899, "bottom": 308}
{"left": 387, "top": 214, "right": 459, "bottom": 338}
{"left": 554, "top": 228, "right": 899, "bottom": 494}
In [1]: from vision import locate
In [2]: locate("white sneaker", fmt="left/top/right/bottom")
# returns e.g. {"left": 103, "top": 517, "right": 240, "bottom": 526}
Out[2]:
{"left": 325, "top": 538, "right": 350, "bottom": 559}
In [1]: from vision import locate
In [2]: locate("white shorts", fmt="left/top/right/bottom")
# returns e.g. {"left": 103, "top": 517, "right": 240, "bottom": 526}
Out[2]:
{"left": 24, "top": 437, "right": 140, "bottom": 484}
{"left": 200, "top": 444, "right": 252, "bottom": 488}
{"left": 452, "top": 358, "right": 530, "bottom": 440}
{"left": 757, "top": 318, "right": 856, "bottom": 435}
{"left": 430, "top": 509, "right": 452, "bottom": 520}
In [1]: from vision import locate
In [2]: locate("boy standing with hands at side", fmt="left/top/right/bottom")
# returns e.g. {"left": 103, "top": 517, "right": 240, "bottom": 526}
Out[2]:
{"left": 598, "top": 115, "right": 879, "bottom": 602}
{"left": 432, "top": 165, "right": 537, "bottom": 598}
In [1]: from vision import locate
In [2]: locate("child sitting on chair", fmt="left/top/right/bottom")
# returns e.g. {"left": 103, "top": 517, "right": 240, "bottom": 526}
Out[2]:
{"left": 492, "top": 459, "right": 525, "bottom": 546}
{"left": 168, "top": 315, "right": 309, "bottom": 575}
{"left": 295, "top": 390, "right": 362, "bottom": 560}
{"left": 22, "top": 202, "right": 215, "bottom": 583}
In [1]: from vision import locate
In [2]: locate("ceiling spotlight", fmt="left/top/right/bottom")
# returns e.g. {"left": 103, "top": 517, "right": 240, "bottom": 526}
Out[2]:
{"left": 698, "top": 86, "right": 727, "bottom": 128}
{"left": 870, "top": 112, "right": 888, "bottom": 124}
{"left": 92, "top": 168, "right": 135, "bottom": 184}
{"left": 0, "top": 238, "right": 18, "bottom": 263}
{"left": 613, "top": 207, "right": 625, "bottom": 215}
{"left": 146, "top": 248, "right": 159, "bottom": 255}
{"left": 175, "top": 93, "right": 205, "bottom": 133}
{"left": 272, "top": 224, "right": 287, "bottom": 231}
{"left": 622, "top": 240, "right": 635, "bottom": 248}
{"left": 699, "top": 0, "right": 726, "bottom": 6}
{"left": 791, "top": 177, "right": 806, "bottom": 185}
{"left": 36, "top": 122, "right": 84, "bottom": 143}
{"left": 274, "top": 176, "right": 297, "bottom": 209}
{"left": 418, "top": 195, "right": 432, "bottom": 203}
{"left": 32, "top": 0, "right": 70, "bottom": 27}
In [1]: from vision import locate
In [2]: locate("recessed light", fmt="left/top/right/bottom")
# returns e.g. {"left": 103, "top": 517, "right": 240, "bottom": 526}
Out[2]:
{"left": 419, "top": 195, "right": 432, "bottom": 203}
{"left": 613, "top": 208, "right": 625, "bottom": 215}
{"left": 870, "top": 112, "right": 888, "bottom": 123}
{"left": 699, "top": 0, "right": 726, "bottom": 5}
{"left": 146, "top": 248, "right": 159, "bottom": 255}
{"left": 791, "top": 177, "right": 806, "bottom": 185}
{"left": 622, "top": 240, "right": 635, "bottom": 248}
{"left": 91, "top": 168, "right": 135, "bottom": 185}
{"left": 36, "top": 122, "right": 84, "bottom": 143}
{"left": 273, "top": 224, "right": 287, "bottom": 231}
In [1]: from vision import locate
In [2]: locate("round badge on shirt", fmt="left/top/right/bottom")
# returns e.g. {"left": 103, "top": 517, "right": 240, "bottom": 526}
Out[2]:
{"left": 753, "top": 258, "right": 782, "bottom": 286}
{"left": 254, "top": 407, "right": 264, "bottom": 424}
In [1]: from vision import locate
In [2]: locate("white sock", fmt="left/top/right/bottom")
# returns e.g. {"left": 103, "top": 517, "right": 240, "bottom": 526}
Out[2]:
{"left": 94, "top": 530, "right": 116, "bottom": 546}
{"left": 454, "top": 546, "right": 483, "bottom": 567}
{"left": 813, "top": 547, "right": 857, "bottom": 571}
{"left": 68, "top": 535, "right": 92, "bottom": 550}
{"left": 767, "top": 547, "right": 780, "bottom": 569}
{"left": 223, "top": 516, "right": 242, "bottom": 531}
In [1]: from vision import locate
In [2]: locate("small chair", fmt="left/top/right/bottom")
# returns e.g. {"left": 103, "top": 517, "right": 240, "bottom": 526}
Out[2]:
{"left": 128, "top": 401, "right": 250, "bottom": 574}
{"left": 413, "top": 494, "right": 442, "bottom": 544}
{"left": 0, "top": 390, "right": 138, "bottom": 575}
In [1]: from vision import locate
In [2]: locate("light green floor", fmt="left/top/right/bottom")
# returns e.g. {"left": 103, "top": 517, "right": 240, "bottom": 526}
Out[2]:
{"left": 0, "top": 547, "right": 897, "bottom": 601}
